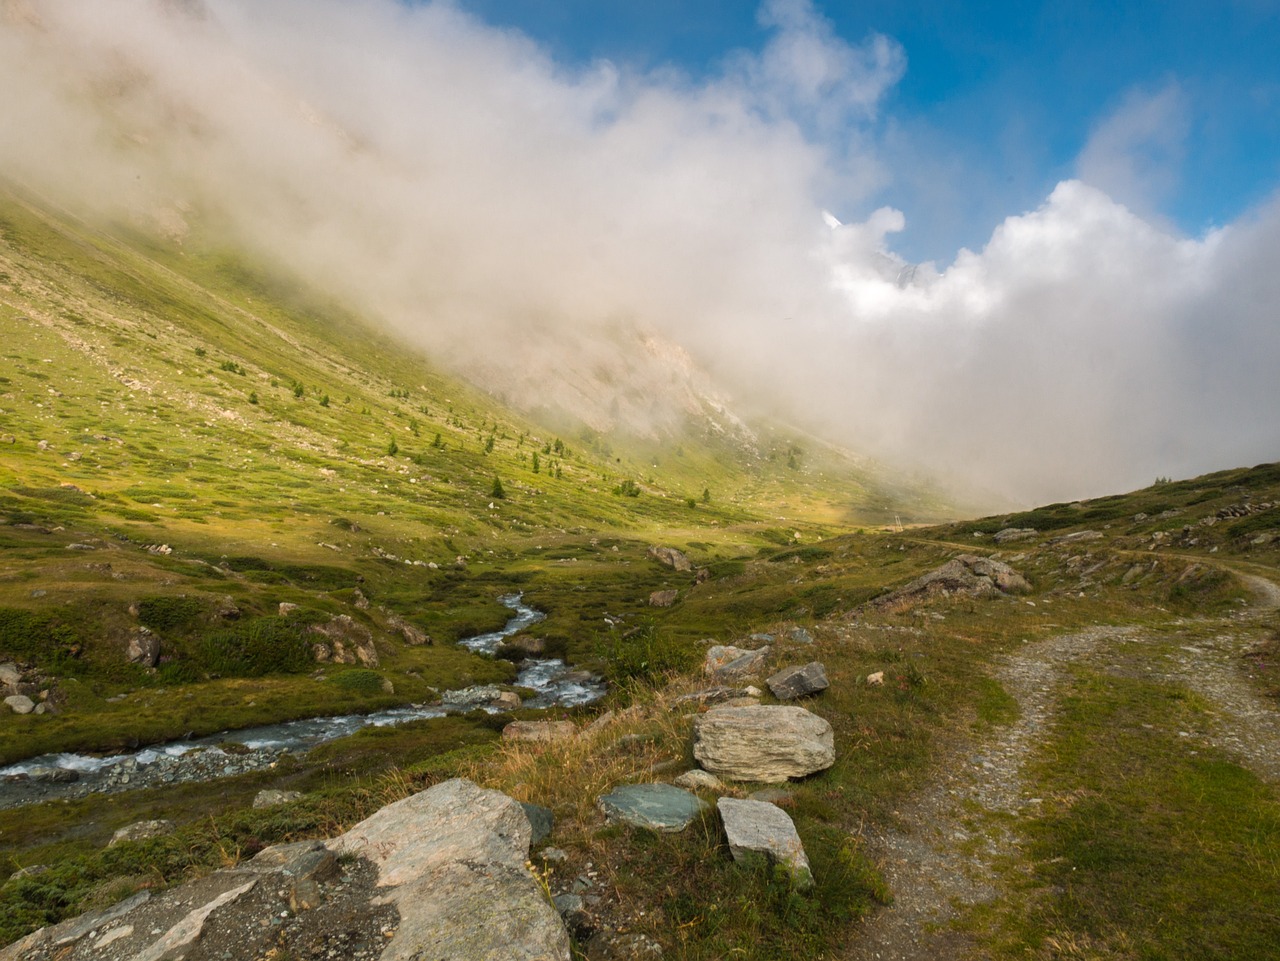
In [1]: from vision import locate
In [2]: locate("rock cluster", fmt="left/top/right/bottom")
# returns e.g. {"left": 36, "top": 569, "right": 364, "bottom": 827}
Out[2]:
{"left": 867, "top": 554, "right": 1030, "bottom": 613}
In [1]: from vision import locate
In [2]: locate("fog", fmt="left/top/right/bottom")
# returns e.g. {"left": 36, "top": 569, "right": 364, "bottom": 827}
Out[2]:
{"left": 2, "top": 0, "right": 1277, "bottom": 505}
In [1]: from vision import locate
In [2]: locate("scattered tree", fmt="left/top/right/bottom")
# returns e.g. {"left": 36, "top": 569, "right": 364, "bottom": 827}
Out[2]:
{"left": 490, "top": 476, "right": 506, "bottom": 499}
{"left": 319, "top": 394, "right": 330, "bottom": 407}
{"left": 532, "top": 451, "right": 540, "bottom": 473}
{"left": 248, "top": 391, "right": 258, "bottom": 405}
{"left": 292, "top": 382, "right": 304, "bottom": 398}
{"left": 386, "top": 437, "right": 399, "bottom": 457}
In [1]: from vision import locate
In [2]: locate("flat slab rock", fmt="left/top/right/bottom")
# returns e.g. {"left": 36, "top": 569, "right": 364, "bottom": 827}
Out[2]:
{"left": 766, "top": 662, "right": 829, "bottom": 700}
{"left": 2, "top": 779, "right": 570, "bottom": 961}
{"left": 598, "top": 783, "right": 709, "bottom": 833}
{"left": 704, "top": 645, "right": 769, "bottom": 679}
{"left": 692, "top": 704, "right": 834, "bottom": 783}
{"left": 717, "top": 797, "right": 813, "bottom": 890}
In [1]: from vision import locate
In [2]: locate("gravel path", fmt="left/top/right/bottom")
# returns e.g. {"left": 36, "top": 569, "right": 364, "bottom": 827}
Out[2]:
{"left": 846, "top": 571, "right": 1280, "bottom": 960}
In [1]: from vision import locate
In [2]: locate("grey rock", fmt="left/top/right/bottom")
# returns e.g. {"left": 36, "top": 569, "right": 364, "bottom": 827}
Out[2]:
{"left": 597, "top": 783, "right": 709, "bottom": 833}
{"left": 108, "top": 819, "right": 172, "bottom": 847}
{"left": 647, "top": 546, "right": 691, "bottom": 572}
{"left": 672, "top": 769, "right": 724, "bottom": 791}
{"left": 766, "top": 662, "right": 829, "bottom": 700}
{"left": 648, "top": 589, "right": 678, "bottom": 608}
{"left": 4, "top": 694, "right": 35, "bottom": 715}
{"left": 704, "top": 645, "right": 770, "bottom": 679}
{"left": 503, "top": 720, "right": 576, "bottom": 743}
{"left": 384, "top": 611, "right": 431, "bottom": 645}
{"left": 0, "top": 662, "right": 20, "bottom": 692}
{"left": 252, "top": 789, "right": 302, "bottom": 809}
{"left": 27, "top": 765, "right": 78, "bottom": 783}
{"left": 307, "top": 614, "right": 379, "bottom": 667}
{"left": 521, "top": 802, "right": 554, "bottom": 846}
{"left": 993, "top": 527, "right": 1038, "bottom": 544}
{"left": 133, "top": 878, "right": 258, "bottom": 961}
{"left": 442, "top": 684, "right": 505, "bottom": 708}
{"left": 11, "top": 864, "right": 49, "bottom": 881}
{"left": 869, "top": 554, "right": 1030, "bottom": 613}
{"left": 692, "top": 705, "right": 834, "bottom": 783}
{"left": 786, "top": 626, "right": 814, "bottom": 645}
{"left": 717, "top": 797, "right": 813, "bottom": 890}
{"left": 1050, "top": 529, "right": 1104, "bottom": 545}
{"left": 585, "top": 930, "right": 664, "bottom": 959}
{"left": 125, "top": 627, "right": 161, "bottom": 667}
{"left": 328, "top": 778, "right": 570, "bottom": 960}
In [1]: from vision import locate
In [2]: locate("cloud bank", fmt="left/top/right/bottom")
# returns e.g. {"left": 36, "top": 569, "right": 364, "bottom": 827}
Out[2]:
{"left": 1, "top": 0, "right": 1276, "bottom": 505}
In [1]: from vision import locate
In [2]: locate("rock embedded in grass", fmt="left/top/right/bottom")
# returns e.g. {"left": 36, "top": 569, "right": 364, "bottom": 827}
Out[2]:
{"left": 692, "top": 704, "right": 834, "bottom": 783}
{"left": 766, "top": 662, "right": 829, "bottom": 700}
{"left": 4, "top": 694, "right": 35, "bottom": 715}
{"left": 717, "top": 797, "right": 813, "bottom": 891}
{"left": 502, "top": 720, "right": 576, "bottom": 743}
{"left": 597, "top": 783, "right": 709, "bottom": 832}
{"left": 704, "top": 644, "right": 770, "bottom": 679}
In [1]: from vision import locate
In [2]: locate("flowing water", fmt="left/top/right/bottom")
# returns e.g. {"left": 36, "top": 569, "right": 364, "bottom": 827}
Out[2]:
{"left": 0, "top": 594, "right": 603, "bottom": 802}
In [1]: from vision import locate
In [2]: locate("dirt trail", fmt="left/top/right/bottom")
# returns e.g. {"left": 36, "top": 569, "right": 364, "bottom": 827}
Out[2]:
{"left": 845, "top": 627, "right": 1134, "bottom": 961}
{"left": 845, "top": 573, "right": 1280, "bottom": 960}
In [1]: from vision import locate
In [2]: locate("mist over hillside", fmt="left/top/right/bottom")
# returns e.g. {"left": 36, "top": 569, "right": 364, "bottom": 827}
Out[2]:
{"left": 2, "top": 0, "right": 1277, "bottom": 504}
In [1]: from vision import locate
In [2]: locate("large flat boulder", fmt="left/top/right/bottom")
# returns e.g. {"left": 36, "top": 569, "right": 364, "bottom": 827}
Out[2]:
{"left": 597, "top": 783, "right": 709, "bottom": 833}
{"left": 647, "top": 546, "right": 692, "bottom": 572}
{"left": 327, "top": 778, "right": 570, "bottom": 960}
{"left": 692, "top": 705, "right": 834, "bottom": 783}
{"left": 717, "top": 797, "right": 813, "bottom": 890}
{"left": 867, "top": 554, "right": 1030, "bottom": 613}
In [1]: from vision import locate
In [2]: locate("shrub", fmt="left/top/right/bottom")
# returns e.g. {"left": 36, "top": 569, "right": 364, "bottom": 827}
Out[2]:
{"left": 137, "top": 596, "right": 204, "bottom": 632}
{"left": 198, "top": 617, "right": 312, "bottom": 677}
{"left": 332, "top": 669, "right": 385, "bottom": 694}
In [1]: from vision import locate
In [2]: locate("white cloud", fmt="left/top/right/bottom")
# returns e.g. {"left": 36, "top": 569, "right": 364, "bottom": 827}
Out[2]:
{"left": 1076, "top": 80, "right": 1190, "bottom": 219}
{"left": 0, "top": 0, "right": 1276, "bottom": 506}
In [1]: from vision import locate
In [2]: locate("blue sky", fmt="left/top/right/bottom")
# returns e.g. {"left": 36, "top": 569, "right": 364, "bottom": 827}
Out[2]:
{"left": 458, "top": 0, "right": 1280, "bottom": 262}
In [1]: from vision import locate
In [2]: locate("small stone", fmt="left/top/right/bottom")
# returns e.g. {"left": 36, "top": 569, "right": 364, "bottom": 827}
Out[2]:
{"left": 672, "top": 769, "right": 723, "bottom": 791}
{"left": 766, "top": 662, "right": 829, "bottom": 700}
{"left": 866, "top": 671, "right": 885, "bottom": 686}
{"left": 4, "top": 694, "right": 35, "bottom": 715}
{"left": 253, "top": 789, "right": 303, "bottom": 809}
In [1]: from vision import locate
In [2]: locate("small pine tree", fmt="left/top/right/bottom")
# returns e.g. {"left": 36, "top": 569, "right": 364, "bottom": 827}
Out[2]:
{"left": 248, "top": 391, "right": 258, "bottom": 405}
{"left": 319, "top": 394, "right": 330, "bottom": 407}
{"left": 702, "top": 487, "right": 711, "bottom": 503}
{"left": 432, "top": 432, "right": 443, "bottom": 449}
{"left": 532, "top": 452, "right": 540, "bottom": 473}
{"left": 387, "top": 437, "right": 399, "bottom": 456}
{"left": 484, "top": 435, "right": 495, "bottom": 454}
{"left": 491, "top": 476, "right": 506, "bottom": 499}
{"left": 292, "top": 382, "right": 304, "bottom": 398}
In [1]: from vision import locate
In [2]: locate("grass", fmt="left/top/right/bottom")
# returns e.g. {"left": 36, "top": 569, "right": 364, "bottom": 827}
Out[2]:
{"left": 975, "top": 671, "right": 1280, "bottom": 960}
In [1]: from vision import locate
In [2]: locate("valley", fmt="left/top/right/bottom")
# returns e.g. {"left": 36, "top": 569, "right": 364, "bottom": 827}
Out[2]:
{"left": 2, "top": 183, "right": 1278, "bottom": 960}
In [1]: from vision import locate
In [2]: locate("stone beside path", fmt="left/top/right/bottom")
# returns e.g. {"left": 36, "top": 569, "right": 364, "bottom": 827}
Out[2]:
{"left": 692, "top": 704, "right": 834, "bottom": 783}
{"left": 717, "top": 797, "right": 813, "bottom": 891}
{"left": 766, "top": 662, "right": 829, "bottom": 700}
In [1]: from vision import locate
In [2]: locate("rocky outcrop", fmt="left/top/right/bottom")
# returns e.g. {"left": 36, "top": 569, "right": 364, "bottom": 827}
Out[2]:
{"left": 993, "top": 527, "right": 1037, "bottom": 544}
{"left": 646, "top": 546, "right": 691, "bottom": 572}
{"left": 648, "top": 590, "right": 678, "bottom": 608}
{"left": 717, "top": 797, "right": 813, "bottom": 890}
{"left": 692, "top": 705, "right": 834, "bottom": 783}
{"left": 109, "top": 819, "right": 172, "bottom": 847}
{"left": 766, "top": 662, "right": 828, "bottom": 700}
{"left": 443, "top": 685, "right": 520, "bottom": 710}
{"left": 867, "top": 554, "right": 1030, "bottom": 613}
{"left": 383, "top": 612, "right": 430, "bottom": 646}
{"left": 5, "top": 780, "right": 569, "bottom": 961}
{"left": 308, "top": 615, "right": 379, "bottom": 667}
{"left": 253, "top": 789, "right": 302, "bottom": 809}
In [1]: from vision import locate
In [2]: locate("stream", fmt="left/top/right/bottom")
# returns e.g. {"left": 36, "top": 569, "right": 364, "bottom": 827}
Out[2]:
{"left": 0, "top": 594, "right": 604, "bottom": 807}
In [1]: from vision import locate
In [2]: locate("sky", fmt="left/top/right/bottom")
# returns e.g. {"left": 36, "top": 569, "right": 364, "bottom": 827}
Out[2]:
{"left": 459, "top": 0, "right": 1280, "bottom": 262}
{"left": 1, "top": 0, "right": 1278, "bottom": 506}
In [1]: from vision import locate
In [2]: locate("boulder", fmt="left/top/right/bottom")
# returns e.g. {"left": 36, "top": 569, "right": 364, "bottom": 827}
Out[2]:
{"left": 384, "top": 611, "right": 431, "bottom": 646}
{"left": 766, "top": 662, "right": 829, "bottom": 700}
{"left": 647, "top": 546, "right": 691, "bottom": 572}
{"left": 125, "top": 627, "right": 161, "bottom": 667}
{"left": 328, "top": 778, "right": 570, "bottom": 960}
{"left": 704, "top": 645, "right": 769, "bottom": 679}
{"left": 717, "top": 797, "right": 813, "bottom": 890}
{"left": 109, "top": 819, "right": 173, "bottom": 847}
{"left": 648, "top": 589, "right": 678, "bottom": 608}
{"left": 597, "top": 783, "right": 709, "bottom": 833}
{"left": 4, "top": 694, "right": 35, "bottom": 715}
{"left": 503, "top": 720, "right": 577, "bottom": 743}
{"left": 253, "top": 789, "right": 303, "bottom": 809}
{"left": 993, "top": 527, "right": 1037, "bottom": 544}
{"left": 786, "top": 626, "right": 814, "bottom": 645}
{"left": 867, "top": 554, "right": 1030, "bottom": 613}
{"left": 497, "top": 634, "right": 547, "bottom": 658}
{"left": 692, "top": 705, "right": 834, "bottom": 783}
